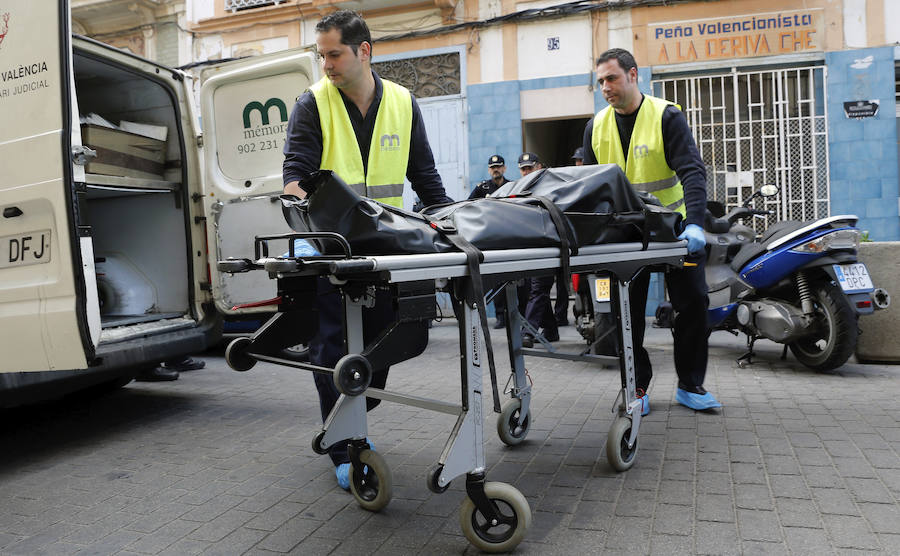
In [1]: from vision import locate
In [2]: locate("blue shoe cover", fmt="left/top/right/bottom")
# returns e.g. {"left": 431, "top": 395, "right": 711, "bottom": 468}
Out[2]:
{"left": 335, "top": 463, "right": 350, "bottom": 490}
{"left": 639, "top": 393, "right": 650, "bottom": 416}
{"left": 676, "top": 388, "right": 722, "bottom": 410}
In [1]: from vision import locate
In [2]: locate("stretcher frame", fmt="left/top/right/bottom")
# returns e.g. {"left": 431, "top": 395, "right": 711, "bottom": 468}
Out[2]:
{"left": 219, "top": 233, "right": 685, "bottom": 552}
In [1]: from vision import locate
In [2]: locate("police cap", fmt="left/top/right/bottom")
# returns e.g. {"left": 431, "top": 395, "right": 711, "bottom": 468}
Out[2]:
{"left": 518, "top": 152, "right": 539, "bottom": 168}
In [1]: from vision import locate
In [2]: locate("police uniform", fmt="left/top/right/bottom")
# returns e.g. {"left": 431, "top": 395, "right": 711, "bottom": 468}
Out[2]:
{"left": 468, "top": 154, "right": 510, "bottom": 199}
{"left": 516, "top": 153, "right": 560, "bottom": 344}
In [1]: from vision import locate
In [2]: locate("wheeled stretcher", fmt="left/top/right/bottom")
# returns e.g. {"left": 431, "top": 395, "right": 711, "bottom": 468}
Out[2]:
{"left": 219, "top": 231, "right": 685, "bottom": 553}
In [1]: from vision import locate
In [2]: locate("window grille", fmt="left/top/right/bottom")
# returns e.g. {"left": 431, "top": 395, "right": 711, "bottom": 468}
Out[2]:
{"left": 373, "top": 52, "right": 461, "bottom": 99}
{"left": 225, "top": 0, "right": 282, "bottom": 13}
{"left": 653, "top": 65, "right": 830, "bottom": 231}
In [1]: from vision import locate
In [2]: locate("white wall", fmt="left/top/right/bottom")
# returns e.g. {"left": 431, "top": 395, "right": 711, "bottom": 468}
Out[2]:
{"left": 885, "top": 0, "right": 900, "bottom": 44}
{"left": 607, "top": 8, "right": 633, "bottom": 54}
{"left": 843, "top": 0, "right": 867, "bottom": 48}
{"left": 516, "top": 15, "right": 592, "bottom": 80}
{"left": 188, "top": 0, "right": 214, "bottom": 23}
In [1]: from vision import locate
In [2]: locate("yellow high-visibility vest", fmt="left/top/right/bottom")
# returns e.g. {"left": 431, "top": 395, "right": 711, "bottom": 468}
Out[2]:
{"left": 310, "top": 76, "right": 411, "bottom": 207}
{"left": 591, "top": 95, "right": 686, "bottom": 216}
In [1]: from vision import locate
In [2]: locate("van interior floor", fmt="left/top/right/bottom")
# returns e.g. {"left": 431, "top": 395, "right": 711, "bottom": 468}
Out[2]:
{"left": 101, "top": 313, "right": 185, "bottom": 328}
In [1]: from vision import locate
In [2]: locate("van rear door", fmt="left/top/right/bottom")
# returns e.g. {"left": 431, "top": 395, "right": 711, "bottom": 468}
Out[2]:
{"left": 198, "top": 49, "right": 319, "bottom": 313}
{"left": 0, "top": 0, "right": 99, "bottom": 372}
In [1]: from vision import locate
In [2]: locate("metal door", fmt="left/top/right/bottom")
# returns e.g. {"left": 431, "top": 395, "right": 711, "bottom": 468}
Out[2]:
{"left": 412, "top": 97, "right": 468, "bottom": 208}
{"left": 652, "top": 65, "right": 830, "bottom": 228}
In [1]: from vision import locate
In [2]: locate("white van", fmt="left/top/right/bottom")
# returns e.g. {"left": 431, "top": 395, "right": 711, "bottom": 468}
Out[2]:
{"left": 0, "top": 1, "right": 319, "bottom": 405}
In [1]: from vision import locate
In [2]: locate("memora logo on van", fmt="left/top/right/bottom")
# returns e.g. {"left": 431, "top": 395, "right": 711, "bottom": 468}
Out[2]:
{"left": 380, "top": 133, "right": 401, "bottom": 152}
{"left": 242, "top": 97, "right": 288, "bottom": 140}
{"left": 0, "top": 13, "right": 10, "bottom": 52}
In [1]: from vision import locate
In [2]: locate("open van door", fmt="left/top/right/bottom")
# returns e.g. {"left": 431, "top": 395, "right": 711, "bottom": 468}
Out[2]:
{"left": 199, "top": 49, "right": 319, "bottom": 314}
{"left": 0, "top": 0, "right": 99, "bottom": 372}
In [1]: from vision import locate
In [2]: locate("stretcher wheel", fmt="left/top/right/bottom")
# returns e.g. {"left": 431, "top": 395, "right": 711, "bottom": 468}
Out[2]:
{"left": 606, "top": 416, "right": 638, "bottom": 472}
{"left": 459, "top": 482, "right": 531, "bottom": 553}
{"left": 333, "top": 354, "right": 372, "bottom": 396}
{"left": 427, "top": 463, "right": 449, "bottom": 493}
{"left": 496, "top": 399, "right": 530, "bottom": 446}
{"left": 311, "top": 430, "right": 328, "bottom": 455}
{"left": 350, "top": 449, "right": 392, "bottom": 512}
{"left": 225, "top": 337, "right": 256, "bottom": 372}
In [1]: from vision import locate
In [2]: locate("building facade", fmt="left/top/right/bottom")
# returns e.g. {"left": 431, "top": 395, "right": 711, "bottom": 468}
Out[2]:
{"left": 183, "top": 0, "right": 899, "bottom": 240}
{"left": 72, "top": 0, "right": 192, "bottom": 68}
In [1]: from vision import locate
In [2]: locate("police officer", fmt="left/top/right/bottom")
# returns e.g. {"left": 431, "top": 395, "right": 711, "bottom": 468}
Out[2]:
{"left": 582, "top": 48, "right": 719, "bottom": 413}
{"left": 516, "top": 152, "right": 560, "bottom": 346}
{"left": 469, "top": 154, "right": 510, "bottom": 199}
{"left": 282, "top": 10, "right": 452, "bottom": 490}
{"left": 571, "top": 146, "right": 585, "bottom": 166}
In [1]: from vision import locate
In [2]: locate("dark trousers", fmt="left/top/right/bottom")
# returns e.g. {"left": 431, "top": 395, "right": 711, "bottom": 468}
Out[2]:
{"left": 494, "top": 280, "right": 528, "bottom": 324}
{"left": 553, "top": 274, "right": 569, "bottom": 324}
{"left": 629, "top": 253, "right": 708, "bottom": 392}
{"left": 309, "top": 278, "right": 393, "bottom": 466}
{"left": 524, "top": 276, "right": 558, "bottom": 336}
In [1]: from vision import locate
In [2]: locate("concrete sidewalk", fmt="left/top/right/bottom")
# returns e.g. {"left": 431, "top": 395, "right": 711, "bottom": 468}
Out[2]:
{"left": 1, "top": 320, "right": 898, "bottom": 555}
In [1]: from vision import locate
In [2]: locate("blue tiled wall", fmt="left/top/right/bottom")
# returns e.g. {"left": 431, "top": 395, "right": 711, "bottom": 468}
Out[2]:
{"left": 467, "top": 81, "right": 524, "bottom": 191}
{"left": 825, "top": 47, "right": 900, "bottom": 241}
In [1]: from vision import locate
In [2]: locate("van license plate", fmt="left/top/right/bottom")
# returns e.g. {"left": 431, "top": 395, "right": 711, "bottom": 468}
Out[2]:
{"left": 833, "top": 263, "right": 873, "bottom": 292}
{"left": 0, "top": 230, "right": 51, "bottom": 269}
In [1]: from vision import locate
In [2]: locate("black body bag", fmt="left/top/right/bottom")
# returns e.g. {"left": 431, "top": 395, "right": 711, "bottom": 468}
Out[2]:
{"left": 281, "top": 164, "right": 682, "bottom": 256}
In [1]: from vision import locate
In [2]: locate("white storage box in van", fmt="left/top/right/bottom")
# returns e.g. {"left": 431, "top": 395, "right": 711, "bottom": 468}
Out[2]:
{"left": 0, "top": 0, "right": 318, "bottom": 405}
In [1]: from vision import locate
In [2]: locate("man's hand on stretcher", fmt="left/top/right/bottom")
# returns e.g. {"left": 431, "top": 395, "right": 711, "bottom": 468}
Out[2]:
{"left": 284, "top": 181, "right": 307, "bottom": 199}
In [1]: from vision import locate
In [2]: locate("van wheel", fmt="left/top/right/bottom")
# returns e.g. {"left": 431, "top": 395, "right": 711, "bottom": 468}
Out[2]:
{"left": 279, "top": 344, "right": 309, "bottom": 363}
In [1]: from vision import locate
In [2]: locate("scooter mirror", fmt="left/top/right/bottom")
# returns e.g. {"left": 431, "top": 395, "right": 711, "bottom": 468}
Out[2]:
{"left": 760, "top": 184, "right": 778, "bottom": 197}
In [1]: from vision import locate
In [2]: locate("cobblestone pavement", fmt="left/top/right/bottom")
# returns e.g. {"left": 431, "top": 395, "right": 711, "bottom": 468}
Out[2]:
{"left": 1, "top": 320, "right": 899, "bottom": 555}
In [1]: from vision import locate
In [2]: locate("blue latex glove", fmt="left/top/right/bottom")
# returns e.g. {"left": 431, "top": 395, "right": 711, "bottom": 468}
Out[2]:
{"left": 678, "top": 223, "right": 706, "bottom": 255}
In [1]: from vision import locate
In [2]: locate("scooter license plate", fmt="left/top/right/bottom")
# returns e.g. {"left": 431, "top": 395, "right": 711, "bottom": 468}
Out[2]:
{"left": 594, "top": 277, "right": 611, "bottom": 302}
{"left": 833, "top": 263, "right": 874, "bottom": 293}
{"left": 0, "top": 230, "right": 52, "bottom": 269}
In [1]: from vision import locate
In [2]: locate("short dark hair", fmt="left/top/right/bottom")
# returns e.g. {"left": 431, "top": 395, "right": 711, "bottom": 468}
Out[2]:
{"left": 596, "top": 48, "right": 638, "bottom": 73}
{"left": 315, "top": 10, "right": 372, "bottom": 56}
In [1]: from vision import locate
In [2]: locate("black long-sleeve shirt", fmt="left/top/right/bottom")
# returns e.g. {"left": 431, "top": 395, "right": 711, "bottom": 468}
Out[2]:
{"left": 282, "top": 71, "right": 452, "bottom": 207}
{"left": 582, "top": 96, "right": 707, "bottom": 227}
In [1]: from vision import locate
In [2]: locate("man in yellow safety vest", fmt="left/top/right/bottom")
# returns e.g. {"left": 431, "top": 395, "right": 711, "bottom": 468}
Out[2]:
{"left": 582, "top": 48, "right": 721, "bottom": 413}
{"left": 282, "top": 10, "right": 452, "bottom": 490}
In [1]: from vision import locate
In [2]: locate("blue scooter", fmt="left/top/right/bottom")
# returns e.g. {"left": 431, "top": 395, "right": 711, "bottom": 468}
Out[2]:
{"left": 661, "top": 185, "right": 890, "bottom": 370}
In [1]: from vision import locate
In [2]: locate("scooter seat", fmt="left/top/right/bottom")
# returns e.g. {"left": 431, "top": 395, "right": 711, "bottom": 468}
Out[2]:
{"left": 729, "top": 220, "right": 805, "bottom": 272}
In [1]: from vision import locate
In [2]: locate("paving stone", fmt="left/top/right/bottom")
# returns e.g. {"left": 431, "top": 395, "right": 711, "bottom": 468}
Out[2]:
{"left": 811, "top": 488, "right": 861, "bottom": 516}
{"left": 695, "top": 520, "right": 739, "bottom": 555}
{"left": 775, "top": 497, "right": 821, "bottom": 528}
{"left": 734, "top": 483, "right": 774, "bottom": 510}
{"left": 652, "top": 503, "right": 693, "bottom": 536}
{"left": 737, "top": 509, "right": 782, "bottom": 542}
{"left": 696, "top": 493, "right": 735, "bottom": 523}
{"left": 821, "top": 514, "right": 880, "bottom": 550}
{"left": 783, "top": 526, "right": 832, "bottom": 555}
{"left": 857, "top": 502, "right": 900, "bottom": 534}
